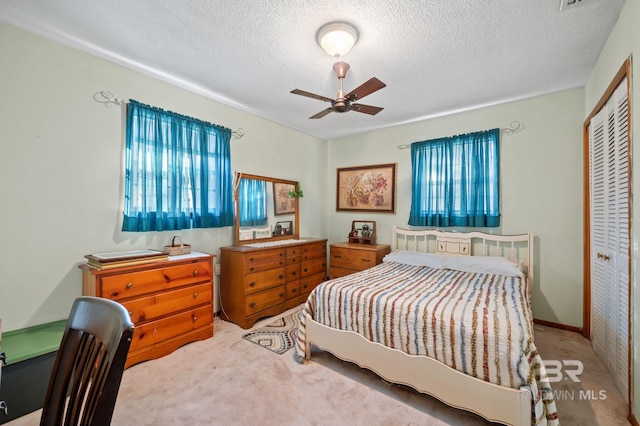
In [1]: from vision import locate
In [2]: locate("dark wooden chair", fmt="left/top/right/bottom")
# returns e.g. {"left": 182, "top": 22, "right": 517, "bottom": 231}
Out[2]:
{"left": 40, "top": 296, "right": 134, "bottom": 426}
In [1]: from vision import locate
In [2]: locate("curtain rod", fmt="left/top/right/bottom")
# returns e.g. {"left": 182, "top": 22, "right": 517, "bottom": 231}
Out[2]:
{"left": 94, "top": 90, "right": 245, "bottom": 140}
{"left": 396, "top": 121, "right": 524, "bottom": 150}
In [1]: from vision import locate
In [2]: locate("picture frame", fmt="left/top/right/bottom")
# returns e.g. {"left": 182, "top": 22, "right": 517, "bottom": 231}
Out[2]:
{"left": 336, "top": 163, "right": 396, "bottom": 213}
{"left": 273, "top": 182, "right": 296, "bottom": 215}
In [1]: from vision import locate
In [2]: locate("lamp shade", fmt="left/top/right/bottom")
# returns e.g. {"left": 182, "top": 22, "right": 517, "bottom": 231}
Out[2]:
{"left": 316, "top": 22, "right": 359, "bottom": 57}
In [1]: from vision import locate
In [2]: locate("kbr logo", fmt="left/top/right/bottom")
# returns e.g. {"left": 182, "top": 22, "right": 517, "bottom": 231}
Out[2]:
{"left": 543, "top": 360, "right": 584, "bottom": 383}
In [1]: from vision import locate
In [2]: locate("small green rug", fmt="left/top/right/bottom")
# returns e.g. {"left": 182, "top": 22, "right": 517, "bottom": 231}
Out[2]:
{"left": 242, "top": 309, "right": 302, "bottom": 354}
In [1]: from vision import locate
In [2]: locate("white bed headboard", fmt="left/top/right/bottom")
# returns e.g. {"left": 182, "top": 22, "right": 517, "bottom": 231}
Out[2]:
{"left": 392, "top": 226, "right": 534, "bottom": 283}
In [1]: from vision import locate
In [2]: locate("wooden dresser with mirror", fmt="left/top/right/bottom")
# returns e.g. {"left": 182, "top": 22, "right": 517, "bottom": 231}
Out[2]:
{"left": 220, "top": 173, "right": 327, "bottom": 329}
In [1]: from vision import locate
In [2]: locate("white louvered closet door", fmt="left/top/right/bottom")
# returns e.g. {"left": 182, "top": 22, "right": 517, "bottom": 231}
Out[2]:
{"left": 589, "top": 77, "right": 630, "bottom": 403}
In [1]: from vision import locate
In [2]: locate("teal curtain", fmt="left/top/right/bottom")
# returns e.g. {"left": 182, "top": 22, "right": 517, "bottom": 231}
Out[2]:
{"left": 408, "top": 128, "right": 500, "bottom": 227}
{"left": 122, "top": 100, "right": 234, "bottom": 232}
{"left": 238, "top": 178, "right": 268, "bottom": 227}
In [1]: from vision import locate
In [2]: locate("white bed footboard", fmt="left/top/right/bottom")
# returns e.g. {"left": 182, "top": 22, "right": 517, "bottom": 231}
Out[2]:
{"left": 305, "top": 318, "right": 531, "bottom": 426}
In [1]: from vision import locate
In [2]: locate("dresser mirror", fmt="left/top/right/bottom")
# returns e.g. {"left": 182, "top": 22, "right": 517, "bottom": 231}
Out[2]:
{"left": 234, "top": 173, "right": 300, "bottom": 244}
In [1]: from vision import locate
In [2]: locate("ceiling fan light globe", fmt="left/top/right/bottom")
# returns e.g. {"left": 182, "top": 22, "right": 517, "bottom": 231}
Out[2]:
{"left": 317, "top": 22, "right": 358, "bottom": 57}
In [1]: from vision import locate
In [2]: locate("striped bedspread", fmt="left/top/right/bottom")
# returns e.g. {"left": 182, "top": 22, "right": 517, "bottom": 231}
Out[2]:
{"left": 294, "top": 261, "right": 559, "bottom": 425}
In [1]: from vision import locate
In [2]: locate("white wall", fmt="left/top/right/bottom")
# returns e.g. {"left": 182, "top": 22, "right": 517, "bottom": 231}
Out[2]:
{"left": 0, "top": 23, "right": 326, "bottom": 331}
{"left": 327, "top": 89, "right": 586, "bottom": 328}
{"left": 584, "top": 0, "right": 639, "bottom": 417}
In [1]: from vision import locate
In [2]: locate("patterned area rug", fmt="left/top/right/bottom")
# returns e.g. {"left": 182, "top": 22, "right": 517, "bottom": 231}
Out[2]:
{"left": 242, "top": 309, "right": 302, "bottom": 354}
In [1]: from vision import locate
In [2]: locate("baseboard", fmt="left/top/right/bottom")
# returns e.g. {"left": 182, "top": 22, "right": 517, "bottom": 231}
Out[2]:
{"left": 533, "top": 318, "right": 582, "bottom": 334}
{"left": 629, "top": 413, "right": 638, "bottom": 426}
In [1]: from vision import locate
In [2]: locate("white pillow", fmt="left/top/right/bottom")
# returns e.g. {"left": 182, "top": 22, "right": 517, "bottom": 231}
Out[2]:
{"left": 443, "top": 255, "right": 523, "bottom": 277}
{"left": 383, "top": 251, "right": 448, "bottom": 269}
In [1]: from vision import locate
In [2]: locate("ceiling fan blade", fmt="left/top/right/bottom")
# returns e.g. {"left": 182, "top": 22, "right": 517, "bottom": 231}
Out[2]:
{"left": 290, "top": 89, "right": 334, "bottom": 103}
{"left": 309, "top": 108, "right": 333, "bottom": 119}
{"left": 346, "top": 77, "right": 386, "bottom": 101}
{"left": 351, "top": 104, "right": 384, "bottom": 115}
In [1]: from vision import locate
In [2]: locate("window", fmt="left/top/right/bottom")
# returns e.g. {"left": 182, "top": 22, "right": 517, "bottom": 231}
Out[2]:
{"left": 408, "top": 128, "right": 500, "bottom": 227}
{"left": 238, "top": 178, "right": 268, "bottom": 227}
{"left": 122, "top": 100, "right": 234, "bottom": 232}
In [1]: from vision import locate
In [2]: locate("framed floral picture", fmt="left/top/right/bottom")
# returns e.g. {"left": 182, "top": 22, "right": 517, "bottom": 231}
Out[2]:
{"left": 273, "top": 182, "right": 296, "bottom": 215}
{"left": 336, "top": 163, "right": 396, "bottom": 213}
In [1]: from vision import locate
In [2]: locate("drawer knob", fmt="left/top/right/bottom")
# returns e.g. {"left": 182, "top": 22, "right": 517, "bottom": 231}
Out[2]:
{"left": 279, "top": 274, "right": 284, "bottom": 279}
{"left": 292, "top": 288, "right": 297, "bottom": 293}
{"left": 249, "top": 281, "right": 256, "bottom": 287}
{"left": 279, "top": 292, "right": 284, "bottom": 298}
{"left": 292, "top": 271, "right": 297, "bottom": 276}
{"left": 193, "top": 270, "right": 199, "bottom": 276}
{"left": 303, "top": 268, "right": 308, "bottom": 272}
{"left": 334, "top": 255, "right": 342, "bottom": 258}
{"left": 362, "top": 259, "right": 371, "bottom": 262}
{"left": 192, "top": 315, "right": 198, "bottom": 322}
{"left": 249, "top": 302, "right": 256, "bottom": 308}
{"left": 126, "top": 282, "right": 133, "bottom": 289}
{"left": 303, "top": 284, "right": 308, "bottom": 289}
{"left": 193, "top": 292, "right": 199, "bottom": 298}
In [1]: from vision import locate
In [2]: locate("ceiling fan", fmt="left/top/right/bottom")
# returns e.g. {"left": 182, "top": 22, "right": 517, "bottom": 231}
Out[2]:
{"left": 291, "top": 61, "right": 386, "bottom": 119}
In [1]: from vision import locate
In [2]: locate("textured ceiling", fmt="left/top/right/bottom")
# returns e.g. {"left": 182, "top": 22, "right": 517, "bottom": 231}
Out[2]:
{"left": 0, "top": 0, "right": 626, "bottom": 140}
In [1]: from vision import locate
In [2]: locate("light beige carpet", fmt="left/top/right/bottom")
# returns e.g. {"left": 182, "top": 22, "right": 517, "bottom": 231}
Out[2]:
{"left": 8, "top": 305, "right": 629, "bottom": 425}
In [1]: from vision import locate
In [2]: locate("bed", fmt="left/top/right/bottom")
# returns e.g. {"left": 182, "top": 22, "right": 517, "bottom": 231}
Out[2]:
{"left": 294, "top": 227, "right": 558, "bottom": 426}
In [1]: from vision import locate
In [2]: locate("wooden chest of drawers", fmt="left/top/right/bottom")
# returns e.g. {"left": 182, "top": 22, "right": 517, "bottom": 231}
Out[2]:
{"left": 80, "top": 253, "right": 215, "bottom": 368}
{"left": 329, "top": 242, "right": 391, "bottom": 279}
{"left": 220, "top": 239, "right": 327, "bottom": 329}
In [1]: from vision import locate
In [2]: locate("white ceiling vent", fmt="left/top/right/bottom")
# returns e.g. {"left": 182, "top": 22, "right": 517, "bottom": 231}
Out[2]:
{"left": 559, "top": 0, "right": 585, "bottom": 11}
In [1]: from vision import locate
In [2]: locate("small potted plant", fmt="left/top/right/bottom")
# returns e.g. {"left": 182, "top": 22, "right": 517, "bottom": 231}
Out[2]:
{"left": 288, "top": 182, "right": 304, "bottom": 199}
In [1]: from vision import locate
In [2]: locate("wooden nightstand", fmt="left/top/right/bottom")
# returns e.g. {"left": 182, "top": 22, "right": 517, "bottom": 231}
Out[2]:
{"left": 329, "top": 242, "right": 391, "bottom": 279}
